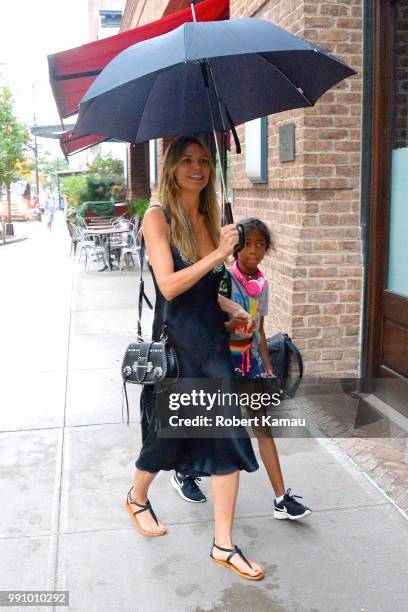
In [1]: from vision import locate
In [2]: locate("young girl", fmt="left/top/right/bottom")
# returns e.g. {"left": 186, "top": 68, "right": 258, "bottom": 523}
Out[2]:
{"left": 221, "top": 218, "right": 312, "bottom": 521}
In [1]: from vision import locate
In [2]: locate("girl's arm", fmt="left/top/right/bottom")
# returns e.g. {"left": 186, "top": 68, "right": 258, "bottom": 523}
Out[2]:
{"left": 143, "top": 208, "right": 238, "bottom": 301}
{"left": 259, "top": 317, "right": 273, "bottom": 374}
{"left": 218, "top": 294, "right": 255, "bottom": 334}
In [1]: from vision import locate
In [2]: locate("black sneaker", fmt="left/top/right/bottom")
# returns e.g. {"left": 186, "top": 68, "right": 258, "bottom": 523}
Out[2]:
{"left": 170, "top": 472, "right": 207, "bottom": 503}
{"left": 274, "top": 488, "right": 312, "bottom": 520}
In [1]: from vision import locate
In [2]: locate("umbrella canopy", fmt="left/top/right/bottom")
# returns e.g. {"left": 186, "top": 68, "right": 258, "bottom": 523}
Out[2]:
{"left": 48, "top": 0, "right": 228, "bottom": 156}
{"left": 48, "top": 0, "right": 229, "bottom": 121}
{"left": 73, "top": 17, "right": 356, "bottom": 143}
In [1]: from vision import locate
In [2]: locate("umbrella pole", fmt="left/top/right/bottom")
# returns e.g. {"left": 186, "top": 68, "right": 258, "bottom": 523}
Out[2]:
{"left": 211, "top": 124, "right": 244, "bottom": 248}
{"left": 190, "top": 2, "right": 198, "bottom": 22}
{"left": 190, "top": 2, "right": 237, "bottom": 229}
{"left": 200, "top": 62, "right": 229, "bottom": 217}
{"left": 200, "top": 60, "right": 244, "bottom": 250}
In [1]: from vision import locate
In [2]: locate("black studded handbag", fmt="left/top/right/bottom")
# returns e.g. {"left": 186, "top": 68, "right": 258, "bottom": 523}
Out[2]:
{"left": 121, "top": 236, "right": 179, "bottom": 424}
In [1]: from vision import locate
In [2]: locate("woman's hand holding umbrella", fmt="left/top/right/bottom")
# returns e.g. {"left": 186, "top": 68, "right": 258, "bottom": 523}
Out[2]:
{"left": 216, "top": 223, "right": 240, "bottom": 259}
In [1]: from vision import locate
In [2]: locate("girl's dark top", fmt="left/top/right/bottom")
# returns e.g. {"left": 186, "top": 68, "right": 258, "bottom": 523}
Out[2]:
{"left": 135, "top": 206, "right": 258, "bottom": 476}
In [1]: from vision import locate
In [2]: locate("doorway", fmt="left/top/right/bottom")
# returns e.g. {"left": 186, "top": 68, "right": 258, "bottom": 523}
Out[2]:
{"left": 366, "top": 0, "right": 408, "bottom": 414}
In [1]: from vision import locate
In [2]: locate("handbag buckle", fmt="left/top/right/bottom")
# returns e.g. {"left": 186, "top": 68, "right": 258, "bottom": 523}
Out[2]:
{"left": 133, "top": 356, "right": 148, "bottom": 371}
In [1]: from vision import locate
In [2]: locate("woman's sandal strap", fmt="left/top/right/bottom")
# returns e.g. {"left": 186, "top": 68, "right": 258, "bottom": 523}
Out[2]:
{"left": 212, "top": 540, "right": 235, "bottom": 553}
{"left": 227, "top": 547, "right": 252, "bottom": 570}
{"left": 127, "top": 489, "right": 159, "bottom": 525}
{"left": 212, "top": 541, "right": 254, "bottom": 572}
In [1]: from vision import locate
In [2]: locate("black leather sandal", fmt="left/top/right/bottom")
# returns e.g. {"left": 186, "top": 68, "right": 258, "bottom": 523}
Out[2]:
{"left": 125, "top": 487, "right": 167, "bottom": 537}
{"left": 210, "top": 540, "right": 264, "bottom": 580}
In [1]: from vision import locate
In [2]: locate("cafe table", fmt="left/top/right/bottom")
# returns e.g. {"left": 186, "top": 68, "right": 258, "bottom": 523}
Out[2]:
{"left": 85, "top": 226, "right": 129, "bottom": 271}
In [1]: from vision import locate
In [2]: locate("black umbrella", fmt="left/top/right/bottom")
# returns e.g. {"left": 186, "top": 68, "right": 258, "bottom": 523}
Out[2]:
{"left": 73, "top": 16, "right": 355, "bottom": 144}
{"left": 73, "top": 9, "right": 355, "bottom": 236}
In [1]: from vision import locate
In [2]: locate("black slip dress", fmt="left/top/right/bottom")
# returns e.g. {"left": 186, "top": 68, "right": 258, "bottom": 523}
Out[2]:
{"left": 135, "top": 207, "right": 258, "bottom": 476}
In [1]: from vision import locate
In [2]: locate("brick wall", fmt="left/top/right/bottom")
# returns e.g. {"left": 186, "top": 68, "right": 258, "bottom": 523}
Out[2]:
{"left": 122, "top": 0, "right": 163, "bottom": 29}
{"left": 127, "top": 143, "right": 149, "bottom": 201}
{"left": 149, "top": 138, "right": 174, "bottom": 205}
{"left": 231, "top": 0, "right": 363, "bottom": 377}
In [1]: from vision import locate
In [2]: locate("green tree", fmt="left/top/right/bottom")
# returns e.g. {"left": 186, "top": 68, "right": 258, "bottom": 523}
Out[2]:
{"left": 88, "top": 153, "right": 126, "bottom": 200}
{"left": 88, "top": 153, "right": 124, "bottom": 180}
{"left": 0, "top": 85, "right": 29, "bottom": 222}
{"left": 40, "top": 154, "right": 69, "bottom": 191}
{"left": 60, "top": 174, "right": 88, "bottom": 208}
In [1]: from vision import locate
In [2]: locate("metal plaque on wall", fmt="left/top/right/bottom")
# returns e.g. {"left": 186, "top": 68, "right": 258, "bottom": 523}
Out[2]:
{"left": 279, "top": 123, "right": 295, "bottom": 162}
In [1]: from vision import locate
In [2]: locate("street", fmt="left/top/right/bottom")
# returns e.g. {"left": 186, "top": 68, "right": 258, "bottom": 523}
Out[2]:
{"left": 0, "top": 215, "right": 407, "bottom": 612}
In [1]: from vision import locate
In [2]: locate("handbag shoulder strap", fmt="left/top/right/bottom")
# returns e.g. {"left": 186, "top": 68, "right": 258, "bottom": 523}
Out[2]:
{"left": 284, "top": 335, "right": 304, "bottom": 379}
{"left": 137, "top": 237, "right": 152, "bottom": 338}
{"left": 137, "top": 205, "right": 171, "bottom": 339}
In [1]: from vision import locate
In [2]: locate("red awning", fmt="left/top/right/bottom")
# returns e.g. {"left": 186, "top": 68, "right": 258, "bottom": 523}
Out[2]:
{"left": 49, "top": 0, "right": 229, "bottom": 154}
{"left": 59, "top": 131, "right": 107, "bottom": 157}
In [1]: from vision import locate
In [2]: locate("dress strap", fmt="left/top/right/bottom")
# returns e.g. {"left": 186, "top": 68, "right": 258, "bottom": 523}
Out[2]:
{"left": 147, "top": 204, "right": 171, "bottom": 224}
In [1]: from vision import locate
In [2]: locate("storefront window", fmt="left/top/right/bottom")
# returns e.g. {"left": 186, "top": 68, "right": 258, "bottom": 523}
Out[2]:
{"left": 387, "top": 1, "right": 408, "bottom": 298}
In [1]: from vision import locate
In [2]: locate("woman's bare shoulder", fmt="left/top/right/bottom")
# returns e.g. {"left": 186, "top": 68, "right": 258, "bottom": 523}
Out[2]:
{"left": 144, "top": 205, "right": 170, "bottom": 222}
{"left": 142, "top": 206, "right": 171, "bottom": 242}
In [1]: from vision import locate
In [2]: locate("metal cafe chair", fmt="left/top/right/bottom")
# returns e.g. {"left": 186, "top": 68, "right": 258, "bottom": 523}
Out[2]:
{"left": 118, "top": 219, "right": 146, "bottom": 272}
{"left": 76, "top": 226, "right": 108, "bottom": 272}
{"left": 66, "top": 220, "right": 81, "bottom": 256}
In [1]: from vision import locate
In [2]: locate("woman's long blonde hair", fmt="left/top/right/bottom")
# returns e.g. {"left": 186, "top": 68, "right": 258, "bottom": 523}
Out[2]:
{"left": 156, "top": 136, "right": 220, "bottom": 261}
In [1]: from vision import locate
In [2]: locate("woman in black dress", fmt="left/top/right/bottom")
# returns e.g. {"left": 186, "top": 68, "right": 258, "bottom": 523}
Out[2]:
{"left": 126, "top": 136, "right": 264, "bottom": 580}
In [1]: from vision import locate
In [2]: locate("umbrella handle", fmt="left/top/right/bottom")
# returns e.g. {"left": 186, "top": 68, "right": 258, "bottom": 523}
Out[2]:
{"left": 224, "top": 201, "right": 245, "bottom": 252}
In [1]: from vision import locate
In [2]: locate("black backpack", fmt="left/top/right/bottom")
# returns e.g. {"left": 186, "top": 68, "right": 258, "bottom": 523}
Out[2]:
{"left": 267, "top": 333, "right": 303, "bottom": 398}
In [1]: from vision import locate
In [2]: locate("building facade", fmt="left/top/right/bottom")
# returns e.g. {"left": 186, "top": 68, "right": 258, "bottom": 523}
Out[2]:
{"left": 121, "top": 0, "right": 408, "bottom": 412}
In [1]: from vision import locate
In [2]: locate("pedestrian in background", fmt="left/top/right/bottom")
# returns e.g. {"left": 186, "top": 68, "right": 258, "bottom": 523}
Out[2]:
{"left": 45, "top": 191, "right": 56, "bottom": 231}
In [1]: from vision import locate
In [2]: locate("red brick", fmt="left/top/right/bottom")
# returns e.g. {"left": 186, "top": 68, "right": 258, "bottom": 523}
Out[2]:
{"left": 321, "top": 350, "right": 344, "bottom": 360}
{"left": 345, "top": 326, "right": 360, "bottom": 336}
{"left": 301, "top": 350, "right": 322, "bottom": 361}
{"left": 306, "top": 361, "right": 336, "bottom": 373}
{"left": 323, "top": 303, "right": 345, "bottom": 314}
{"left": 346, "top": 278, "right": 362, "bottom": 289}
{"left": 293, "top": 304, "right": 321, "bottom": 315}
{"left": 319, "top": 4, "right": 350, "bottom": 17}
{"left": 337, "top": 336, "right": 360, "bottom": 348}
{"left": 325, "top": 280, "right": 346, "bottom": 290}
{"left": 294, "top": 279, "right": 325, "bottom": 291}
{"left": 309, "top": 267, "right": 338, "bottom": 277}
{"left": 308, "top": 291, "right": 339, "bottom": 303}
{"left": 340, "top": 291, "right": 361, "bottom": 302}
{"left": 340, "top": 314, "right": 360, "bottom": 325}
{"left": 322, "top": 327, "right": 342, "bottom": 338}
{"left": 293, "top": 328, "right": 321, "bottom": 339}
{"left": 308, "top": 337, "right": 338, "bottom": 349}
{"left": 308, "top": 315, "right": 338, "bottom": 327}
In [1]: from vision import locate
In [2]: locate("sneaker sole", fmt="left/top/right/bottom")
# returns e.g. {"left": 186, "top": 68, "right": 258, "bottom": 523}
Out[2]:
{"left": 273, "top": 509, "right": 312, "bottom": 520}
{"left": 170, "top": 475, "right": 207, "bottom": 503}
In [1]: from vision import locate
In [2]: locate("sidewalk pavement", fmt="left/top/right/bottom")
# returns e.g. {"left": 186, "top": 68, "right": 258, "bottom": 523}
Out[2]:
{"left": 0, "top": 218, "right": 29, "bottom": 246}
{"left": 1, "top": 214, "right": 407, "bottom": 612}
